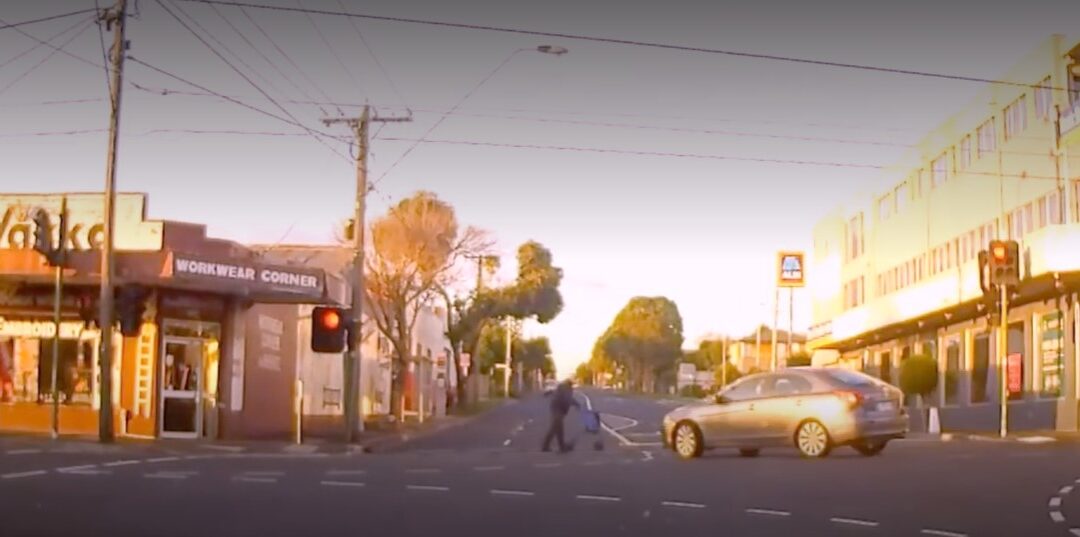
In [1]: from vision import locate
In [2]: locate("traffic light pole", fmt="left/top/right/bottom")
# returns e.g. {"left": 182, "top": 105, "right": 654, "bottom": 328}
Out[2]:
{"left": 50, "top": 197, "right": 67, "bottom": 439}
{"left": 98, "top": 0, "right": 127, "bottom": 443}
{"left": 999, "top": 283, "right": 1009, "bottom": 438}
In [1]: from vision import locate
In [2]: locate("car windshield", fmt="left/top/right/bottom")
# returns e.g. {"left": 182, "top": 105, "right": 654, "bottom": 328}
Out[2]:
{"left": 822, "top": 369, "right": 880, "bottom": 387}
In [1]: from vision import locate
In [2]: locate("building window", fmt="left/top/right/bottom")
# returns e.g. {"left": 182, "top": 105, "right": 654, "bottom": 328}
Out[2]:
{"left": 961, "top": 234, "right": 970, "bottom": 264}
{"left": 944, "top": 336, "right": 961, "bottom": 406}
{"left": 895, "top": 182, "right": 909, "bottom": 213}
{"left": 878, "top": 193, "right": 893, "bottom": 221}
{"left": 1004, "top": 95, "right": 1028, "bottom": 141}
{"left": 1038, "top": 311, "right": 1064, "bottom": 398}
{"left": 958, "top": 135, "right": 972, "bottom": 171}
{"left": 971, "top": 332, "right": 990, "bottom": 403}
{"left": 1035, "top": 76, "right": 1053, "bottom": 121}
{"left": 977, "top": 119, "right": 996, "bottom": 157}
{"left": 931, "top": 153, "right": 949, "bottom": 187}
{"left": 0, "top": 338, "right": 94, "bottom": 405}
{"left": 878, "top": 351, "right": 892, "bottom": 384}
{"left": 911, "top": 170, "right": 925, "bottom": 199}
{"left": 847, "top": 213, "right": 864, "bottom": 261}
{"left": 1049, "top": 189, "right": 1062, "bottom": 224}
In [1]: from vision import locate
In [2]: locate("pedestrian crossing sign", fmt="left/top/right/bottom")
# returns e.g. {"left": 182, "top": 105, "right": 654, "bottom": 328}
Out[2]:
{"left": 777, "top": 251, "right": 805, "bottom": 288}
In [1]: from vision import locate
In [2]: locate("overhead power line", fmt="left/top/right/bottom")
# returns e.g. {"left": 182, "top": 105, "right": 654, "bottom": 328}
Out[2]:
{"left": 0, "top": 9, "right": 97, "bottom": 31}
{"left": 0, "top": 14, "right": 90, "bottom": 69}
{"left": 0, "top": 14, "right": 102, "bottom": 69}
{"left": 0, "top": 20, "right": 95, "bottom": 96}
{"left": 177, "top": 0, "right": 1065, "bottom": 91}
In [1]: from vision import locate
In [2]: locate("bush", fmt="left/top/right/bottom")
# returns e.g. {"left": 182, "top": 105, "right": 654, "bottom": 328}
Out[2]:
{"left": 899, "top": 353, "right": 938, "bottom": 401}
{"left": 787, "top": 352, "right": 812, "bottom": 368}
{"left": 679, "top": 384, "right": 708, "bottom": 399}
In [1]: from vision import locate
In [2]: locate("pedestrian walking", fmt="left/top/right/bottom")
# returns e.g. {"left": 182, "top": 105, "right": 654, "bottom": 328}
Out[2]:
{"left": 542, "top": 380, "right": 580, "bottom": 452}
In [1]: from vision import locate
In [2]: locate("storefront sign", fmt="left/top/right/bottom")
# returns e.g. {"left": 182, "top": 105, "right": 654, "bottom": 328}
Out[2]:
{"left": 173, "top": 256, "right": 323, "bottom": 296}
{"left": 0, "top": 317, "right": 95, "bottom": 339}
{"left": 1007, "top": 352, "right": 1023, "bottom": 395}
{"left": 1039, "top": 311, "right": 1064, "bottom": 396}
{"left": 0, "top": 193, "right": 162, "bottom": 251}
{"left": 777, "top": 251, "right": 805, "bottom": 288}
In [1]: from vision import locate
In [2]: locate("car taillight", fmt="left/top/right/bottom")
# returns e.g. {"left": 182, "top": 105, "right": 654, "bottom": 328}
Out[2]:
{"left": 833, "top": 390, "right": 864, "bottom": 409}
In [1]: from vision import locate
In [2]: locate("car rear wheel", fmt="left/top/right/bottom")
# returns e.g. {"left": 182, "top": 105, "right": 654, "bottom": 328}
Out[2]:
{"left": 738, "top": 448, "right": 760, "bottom": 457}
{"left": 795, "top": 420, "right": 832, "bottom": 458}
{"left": 852, "top": 439, "right": 888, "bottom": 456}
{"left": 673, "top": 422, "right": 703, "bottom": 460}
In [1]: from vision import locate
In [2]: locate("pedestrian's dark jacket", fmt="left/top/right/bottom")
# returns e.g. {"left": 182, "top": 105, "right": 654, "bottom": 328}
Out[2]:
{"left": 550, "top": 383, "right": 579, "bottom": 415}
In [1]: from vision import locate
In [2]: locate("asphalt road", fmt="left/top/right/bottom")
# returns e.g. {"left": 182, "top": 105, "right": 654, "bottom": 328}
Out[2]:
{"left": 1, "top": 389, "right": 1076, "bottom": 537}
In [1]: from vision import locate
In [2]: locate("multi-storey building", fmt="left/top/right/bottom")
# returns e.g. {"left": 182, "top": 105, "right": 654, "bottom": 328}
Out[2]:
{"left": 809, "top": 35, "right": 1080, "bottom": 432}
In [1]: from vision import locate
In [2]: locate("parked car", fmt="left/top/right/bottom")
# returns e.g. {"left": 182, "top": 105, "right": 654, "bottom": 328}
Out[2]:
{"left": 661, "top": 368, "right": 908, "bottom": 459}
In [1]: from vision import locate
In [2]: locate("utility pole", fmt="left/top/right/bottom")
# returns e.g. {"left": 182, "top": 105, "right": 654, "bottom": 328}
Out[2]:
{"left": 770, "top": 289, "right": 780, "bottom": 371}
{"left": 999, "top": 283, "right": 1009, "bottom": 438}
{"left": 323, "top": 106, "right": 410, "bottom": 443}
{"left": 787, "top": 287, "right": 794, "bottom": 365}
{"left": 50, "top": 197, "right": 68, "bottom": 439}
{"left": 98, "top": 0, "right": 128, "bottom": 443}
{"left": 503, "top": 317, "right": 513, "bottom": 398}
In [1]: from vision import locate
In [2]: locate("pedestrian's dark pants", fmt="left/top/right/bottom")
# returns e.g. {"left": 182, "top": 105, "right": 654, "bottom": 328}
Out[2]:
{"left": 542, "top": 411, "right": 566, "bottom": 451}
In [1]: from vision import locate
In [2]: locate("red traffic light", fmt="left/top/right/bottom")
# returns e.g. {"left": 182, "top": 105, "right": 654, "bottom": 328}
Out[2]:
{"left": 318, "top": 308, "right": 341, "bottom": 330}
{"left": 991, "top": 243, "right": 1007, "bottom": 261}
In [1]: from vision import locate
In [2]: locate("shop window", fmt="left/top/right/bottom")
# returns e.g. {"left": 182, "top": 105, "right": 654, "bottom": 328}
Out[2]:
{"left": 37, "top": 339, "right": 95, "bottom": 405}
{"left": 0, "top": 338, "right": 15, "bottom": 403}
{"left": 1038, "top": 311, "right": 1064, "bottom": 398}
{"left": 971, "top": 333, "right": 991, "bottom": 403}
{"left": 944, "top": 336, "right": 961, "bottom": 406}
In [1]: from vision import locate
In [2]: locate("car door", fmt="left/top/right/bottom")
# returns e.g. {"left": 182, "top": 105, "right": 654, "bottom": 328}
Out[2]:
{"left": 697, "top": 376, "right": 765, "bottom": 447}
{"left": 755, "top": 374, "right": 815, "bottom": 446}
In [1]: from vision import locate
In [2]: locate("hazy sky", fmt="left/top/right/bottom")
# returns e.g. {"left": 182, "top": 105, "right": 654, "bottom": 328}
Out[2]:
{"left": 4, "top": 0, "right": 1080, "bottom": 376}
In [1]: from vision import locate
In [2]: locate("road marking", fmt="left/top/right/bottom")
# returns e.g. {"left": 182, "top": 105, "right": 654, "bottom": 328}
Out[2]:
{"left": 921, "top": 530, "right": 968, "bottom": 537}
{"left": 5, "top": 449, "right": 42, "bottom": 455}
{"left": 56, "top": 464, "right": 97, "bottom": 473}
{"left": 241, "top": 471, "right": 285, "bottom": 477}
{"left": 576, "top": 494, "right": 621, "bottom": 502}
{"left": 1062, "top": 486, "right": 1074, "bottom": 495}
{"left": 1, "top": 470, "right": 47, "bottom": 479}
{"left": 144, "top": 472, "right": 190, "bottom": 480}
{"left": 503, "top": 439, "right": 512, "bottom": 446}
{"left": 662, "top": 501, "right": 706, "bottom": 509}
{"left": 1051, "top": 497, "right": 1063, "bottom": 508}
{"left": 326, "top": 470, "right": 367, "bottom": 476}
{"left": 321, "top": 480, "right": 365, "bottom": 488}
{"left": 642, "top": 451, "right": 654, "bottom": 461}
{"left": 473, "top": 466, "right": 505, "bottom": 472}
{"left": 746, "top": 508, "right": 791, "bottom": 517}
{"left": 831, "top": 517, "right": 879, "bottom": 527}
{"left": 405, "top": 468, "right": 442, "bottom": 474}
{"left": 232, "top": 476, "right": 277, "bottom": 483}
{"left": 534, "top": 462, "right": 562, "bottom": 468}
{"left": 103, "top": 458, "right": 140, "bottom": 466}
{"left": 582, "top": 460, "right": 607, "bottom": 466}
{"left": 1051, "top": 511, "right": 1066, "bottom": 523}
{"left": 491, "top": 489, "right": 535, "bottom": 497}
{"left": 61, "top": 469, "right": 112, "bottom": 475}
{"left": 1070, "top": 529, "right": 1080, "bottom": 537}
{"left": 148, "top": 456, "right": 179, "bottom": 463}
{"left": 407, "top": 485, "right": 449, "bottom": 492}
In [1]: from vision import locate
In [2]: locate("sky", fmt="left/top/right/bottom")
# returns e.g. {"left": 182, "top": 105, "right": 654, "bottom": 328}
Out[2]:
{"left": 3, "top": 0, "right": 1080, "bottom": 377}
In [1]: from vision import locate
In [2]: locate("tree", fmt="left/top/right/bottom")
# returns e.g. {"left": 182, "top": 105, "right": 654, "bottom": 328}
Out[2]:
{"left": 595, "top": 296, "right": 684, "bottom": 393}
{"left": 899, "top": 353, "right": 938, "bottom": 404}
{"left": 713, "top": 362, "right": 742, "bottom": 390}
{"left": 574, "top": 362, "right": 593, "bottom": 385}
{"left": 365, "top": 191, "right": 489, "bottom": 418}
{"left": 787, "top": 351, "right": 813, "bottom": 368}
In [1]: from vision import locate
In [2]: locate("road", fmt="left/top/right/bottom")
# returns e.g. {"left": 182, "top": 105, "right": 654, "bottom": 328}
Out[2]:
{"left": 0, "top": 389, "right": 1076, "bottom": 536}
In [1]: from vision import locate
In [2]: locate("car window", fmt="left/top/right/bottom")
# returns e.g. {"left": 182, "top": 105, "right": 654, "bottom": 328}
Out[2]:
{"left": 764, "top": 374, "right": 813, "bottom": 397}
{"left": 822, "top": 368, "right": 881, "bottom": 387}
{"left": 721, "top": 377, "right": 765, "bottom": 402}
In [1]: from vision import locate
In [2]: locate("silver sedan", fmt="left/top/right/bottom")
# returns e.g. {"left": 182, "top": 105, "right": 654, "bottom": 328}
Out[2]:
{"left": 661, "top": 368, "right": 909, "bottom": 459}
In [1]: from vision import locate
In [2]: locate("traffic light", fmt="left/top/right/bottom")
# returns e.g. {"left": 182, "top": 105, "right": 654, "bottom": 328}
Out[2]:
{"left": 30, "top": 207, "right": 64, "bottom": 266}
{"left": 311, "top": 306, "right": 349, "bottom": 353}
{"left": 116, "top": 286, "right": 149, "bottom": 337}
{"left": 987, "top": 240, "right": 1020, "bottom": 287}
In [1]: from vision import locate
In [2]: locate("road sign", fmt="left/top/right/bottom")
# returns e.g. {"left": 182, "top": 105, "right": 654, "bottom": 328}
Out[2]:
{"left": 1007, "top": 353, "right": 1023, "bottom": 396}
{"left": 777, "top": 251, "right": 805, "bottom": 288}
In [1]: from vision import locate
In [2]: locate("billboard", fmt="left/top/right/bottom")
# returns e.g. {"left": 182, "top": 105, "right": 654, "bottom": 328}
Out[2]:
{"left": 777, "top": 251, "right": 805, "bottom": 288}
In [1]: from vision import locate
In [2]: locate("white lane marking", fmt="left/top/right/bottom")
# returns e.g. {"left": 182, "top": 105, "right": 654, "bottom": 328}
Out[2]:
{"left": 1070, "top": 529, "right": 1080, "bottom": 537}
{"left": 473, "top": 466, "right": 505, "bottom": 472}
{"left": 576, "top": 494, "right": 621, "bottom": 502}
{"left": 326, "top": 470, "right": 367, "bottom": 476}
{"left": 144, "top": 472, "right": 189, "bottom": 480}
{"left": 1051, "top": 497, "right": 1063, "bottom": 508}
{"left": 103, "top": 460, "right": 140, "bottom": 467}
{"left": 921, "top": 530, "right": 968, "bottom": 537}
{"left": 56, "top": 464, "right": 97, "bottom": 473}
{"left": 831, "top": 517, "right": 880, "bottom": 527}
{"left": 1062, "top": 485, "right": 1075, "bottom": 495}
{"left": 582, "top": 460, "right": 607, "bottom": 466}
{"left": 534, "top": 462, "right": 562, "bottom": 468}
{"left": 662, "top": 501, "right": 706, "bottom": 509}
{"left": 407, "top": 485, "right": 449, "bottom": 492}
{"left": 2, "top": 470, "right": 47, "bottom": 479}
{"left": 405, "top": 468, "right": 442, "bottom": 474}
{"left": 642, "top": 451, "right": 654, "bottom": 461}
{"left": 232, "top": 476, "right": 277, "bottom": 483}
{"left": 5, "top": 449, "right": 42, "bottom": 455}
{"left": 491, "top": 489, "right": 535, "bottom": 497}
{"left": 321, "top": 480, "right": 365, "bottom": 488}
{"left": 62, "top": 469, "right": 112, "bottom": 475}
{"left": 746, "top": 508, "right": 791, "bottom": 517}
{"left": 503, "top": 439, "right": 512, "bottom": 446}
{"left": 148, "top": 456, "right": 179, "bottom": 463}
{"left": 1051, "top": 511, "right": 1066, "bottom": 523}
{"left": 241, "top": 471, "right": 285, "bottom": 477}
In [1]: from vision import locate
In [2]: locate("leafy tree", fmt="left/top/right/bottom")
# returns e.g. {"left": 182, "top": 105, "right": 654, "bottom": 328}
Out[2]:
{"left": 574, "top": 362, "right": 594, "bottom": 385}
{"left": 595, "top": 296, "right": 684, "bottom": 393}
{"left": 713, "top": 362, "right": 742, "bottom": 389}
{"left": 679, "top": 384, "right": 707, "bottom": 399}
{"left": 899, "top": 353, "right": 938, "bottom": 403}
{"left": 787, "top": 351, "right": 813, "bottom": 368}
{"left": 518, "top": 336, "right": 554, "bottom": 378}
{"left": 365, "top": 191, "right": 488, "bottom": 417}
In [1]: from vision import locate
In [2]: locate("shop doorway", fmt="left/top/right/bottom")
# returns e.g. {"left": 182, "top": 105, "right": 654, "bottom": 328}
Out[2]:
{"left": 159, "top": 320, "right": 221, "bottom": 439}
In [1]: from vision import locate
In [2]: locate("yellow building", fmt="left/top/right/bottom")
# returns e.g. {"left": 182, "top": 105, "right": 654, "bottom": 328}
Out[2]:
{"left": 810, "top": 34, "right": 1080, "bottom": 432}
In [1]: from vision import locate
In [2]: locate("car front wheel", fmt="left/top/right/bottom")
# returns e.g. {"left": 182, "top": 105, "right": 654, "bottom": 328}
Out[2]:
{"left": 795, "top": 420, "right": 832, "bottom": 458}
{"left": 673, "top": 422, "right": 703, "bottom": 460}
{"left": 852, "top": 439, "right": 888, "bottom": 456}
